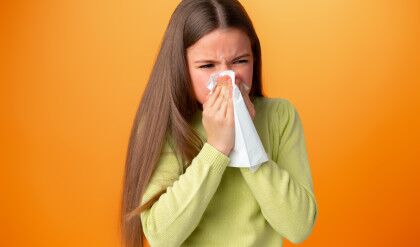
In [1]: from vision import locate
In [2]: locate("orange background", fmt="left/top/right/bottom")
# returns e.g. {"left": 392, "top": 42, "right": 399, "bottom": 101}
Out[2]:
{"left": 1, "top": 0, "right": 419, "bottom": 246}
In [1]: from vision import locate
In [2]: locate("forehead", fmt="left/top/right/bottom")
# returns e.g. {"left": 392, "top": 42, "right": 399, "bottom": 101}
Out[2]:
{"left": 186, "top": 28, "right": 252, "bottom": 59}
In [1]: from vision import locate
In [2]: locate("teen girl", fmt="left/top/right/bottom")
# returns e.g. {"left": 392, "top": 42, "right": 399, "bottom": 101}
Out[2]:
{"left": 121, "top": 1, "right": 318, "bottom": 246}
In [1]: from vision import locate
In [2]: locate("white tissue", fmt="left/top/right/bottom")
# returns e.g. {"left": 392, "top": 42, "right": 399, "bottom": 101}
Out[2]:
{"left": 206, "top": 70, "right": 268, "bottom": 172}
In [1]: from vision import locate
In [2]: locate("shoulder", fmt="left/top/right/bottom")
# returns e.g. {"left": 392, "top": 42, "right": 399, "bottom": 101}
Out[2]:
{"left": 253, "top": 96, "right": 301, "bottom": 138}
{"left": 157, "top": 133, "right": 184, "bottom": 174}
{"left": 253, "top": 96, "right": 297, "bottom": 119}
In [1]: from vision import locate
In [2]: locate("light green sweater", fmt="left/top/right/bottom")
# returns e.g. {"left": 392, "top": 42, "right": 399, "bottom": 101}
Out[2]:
{"left": 140, "top": 97, "right": 318, "bottom": 246}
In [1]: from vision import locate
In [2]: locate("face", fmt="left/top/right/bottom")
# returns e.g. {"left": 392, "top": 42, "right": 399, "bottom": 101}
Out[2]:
{"left": 186, "top": 27, "right": 254, "bottom": 105}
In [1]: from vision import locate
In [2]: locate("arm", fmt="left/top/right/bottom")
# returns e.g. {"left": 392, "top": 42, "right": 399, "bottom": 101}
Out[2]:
{"left": 140, "top": 141, "right": 230, "bottom": 246}
{"left": 240, "top": 99, "right": 318, "bottom": 244}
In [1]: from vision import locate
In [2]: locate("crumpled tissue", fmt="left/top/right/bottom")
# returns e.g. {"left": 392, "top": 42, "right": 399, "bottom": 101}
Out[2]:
{"left": 206, "top": 70, "right": 268, "bottom": 172}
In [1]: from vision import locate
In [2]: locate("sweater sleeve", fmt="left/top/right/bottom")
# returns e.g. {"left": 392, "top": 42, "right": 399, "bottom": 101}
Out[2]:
{"left": 239, "top": 99, "right": 318, "bottom": 244}
{"left": 140, "top": 141, "right": 230, "bottom": 246}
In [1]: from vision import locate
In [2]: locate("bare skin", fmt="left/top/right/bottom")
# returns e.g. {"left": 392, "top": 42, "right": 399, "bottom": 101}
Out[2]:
{"left": 187, "top": 27, "right": 256, "bottom": 155}
{"left": 202, "top": 76, "right": 234, "bottom": 155}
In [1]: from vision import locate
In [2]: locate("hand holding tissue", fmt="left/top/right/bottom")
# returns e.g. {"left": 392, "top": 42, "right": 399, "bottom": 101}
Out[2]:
{"left": 206, "top": 70, "right": 268, "bottom": 172}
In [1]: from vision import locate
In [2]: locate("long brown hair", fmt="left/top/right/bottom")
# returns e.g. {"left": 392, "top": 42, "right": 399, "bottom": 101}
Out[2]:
{"left": 120, "top": 0, "right": 264, "bottom": 246}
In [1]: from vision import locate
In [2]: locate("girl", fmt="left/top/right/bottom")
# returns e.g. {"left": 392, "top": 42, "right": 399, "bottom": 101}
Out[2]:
{"left": 121, "top": 0, "right": 318, "bottom": 246}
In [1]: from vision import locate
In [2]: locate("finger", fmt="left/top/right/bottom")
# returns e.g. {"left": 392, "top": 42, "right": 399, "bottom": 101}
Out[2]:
{"left": 221, "top": 84, "right": 232, "bottom": 118}
{"left": 212, "top": 87, "right": 226, "bottom": 112}
{"left": 226, "top": 97, "right": 234, "bottom": 121}
{"left": 235, "top": 78, "right": 244, "bottom": 95}
{"left": 237, "top": 80, "right": 252, "bottom": 107}
{"left": 239, "top": 78, "right": 250, "bottom": 91}
{"left": 217, "top": 97, "right": 228, "bottom": 118}
{"left": 241, "top": 82, "right": 250, "bottom": 95}
{"left": 235, "top": 77, "right": 241, "bottom": 88}
{"left": 236, "top": 78, "right": 250, "bottom": 95}
{"left": 205, "top": 84, "right": 222, "bottom": 108}
{"left": 236, "top": 82, "right": 255, "bottom": 119}
{"left": 228, "top": 82, "right": 233, "bottom": 97}
{"left": 239, "top": 83, "right": 245, "bottom": 96}
{"left": 243, "top": 94, "right": 255, "bottom": 117}
{"left": 243, "top": 83, "right": 250, "bottom": 94}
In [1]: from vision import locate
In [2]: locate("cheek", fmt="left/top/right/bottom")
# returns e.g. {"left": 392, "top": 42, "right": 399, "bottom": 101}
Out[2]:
{"left": 236, "top": 64, "right": 254, "bottom": 88}
{"left": 190, "top": 71, "right": 211, "bottom": 104}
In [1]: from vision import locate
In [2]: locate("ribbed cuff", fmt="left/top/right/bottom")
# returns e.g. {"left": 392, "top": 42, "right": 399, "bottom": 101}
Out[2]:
{"left": 197, "top": 143, "right": 231, "bottom": 174}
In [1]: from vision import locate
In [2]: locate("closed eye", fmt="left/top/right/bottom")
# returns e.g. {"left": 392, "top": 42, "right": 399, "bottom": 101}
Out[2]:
{"left": 198, "top": 60, "right": 248, "bottom": 69}
{"left": 198, "top": 64, "right": 214, "bottom": 69}
{"left": 234, "top": 59, "right": 248, "bottom": 64}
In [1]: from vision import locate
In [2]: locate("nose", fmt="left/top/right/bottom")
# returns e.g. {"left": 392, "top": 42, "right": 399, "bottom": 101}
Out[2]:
{"left": 219, "top": 63, "right": 231, "bottom": 71}
{"left": 219, "top": 62, "right": 241, "bottom": 86}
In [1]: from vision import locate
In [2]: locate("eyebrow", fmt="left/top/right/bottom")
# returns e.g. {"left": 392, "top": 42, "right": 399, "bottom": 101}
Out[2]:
{"left": 194, "top": 53, "right": 251, "bottom": 64}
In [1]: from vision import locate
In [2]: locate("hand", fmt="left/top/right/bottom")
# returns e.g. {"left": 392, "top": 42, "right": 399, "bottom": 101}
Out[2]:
{"left": 202, "top": 75, "right": 235, "bottom": 156}
{"left": 236, "top": 78, "right": 256, "bottom": 120}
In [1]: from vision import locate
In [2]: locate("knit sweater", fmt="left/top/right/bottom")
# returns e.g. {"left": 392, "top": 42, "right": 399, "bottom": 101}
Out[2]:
{"left": 140, "top": 97, "right": 318, "bottom": 246}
